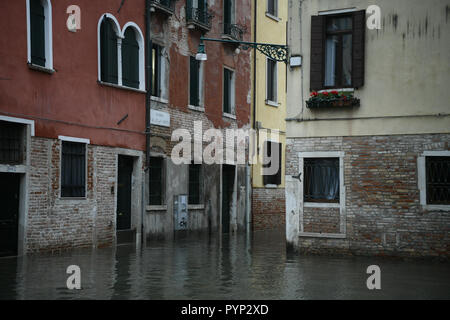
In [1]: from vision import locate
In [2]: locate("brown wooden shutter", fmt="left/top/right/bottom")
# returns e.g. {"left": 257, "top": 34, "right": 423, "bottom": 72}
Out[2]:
{"left": 310, "top": 15, "right": 325, "bottom": 91}
{"left": 352, "top": 10, "right": 366, "bottom": 88}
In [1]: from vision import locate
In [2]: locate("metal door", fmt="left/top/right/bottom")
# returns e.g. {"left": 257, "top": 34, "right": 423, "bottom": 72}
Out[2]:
{"left": 117, "top": 156, "right": 133, "bottom": 231}
{"left": 0, "top": 173, "right": 20, "bottom": 257}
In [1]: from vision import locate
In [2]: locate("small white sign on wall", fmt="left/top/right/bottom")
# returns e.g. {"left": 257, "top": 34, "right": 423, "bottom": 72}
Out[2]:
{"left": 150, "top": 110, "right": 171, "bottom": 127}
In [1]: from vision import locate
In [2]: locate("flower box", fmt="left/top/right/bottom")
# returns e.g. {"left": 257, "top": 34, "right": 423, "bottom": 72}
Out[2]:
{"left": 306, "top": 90, "right": 360, "bottom": 109}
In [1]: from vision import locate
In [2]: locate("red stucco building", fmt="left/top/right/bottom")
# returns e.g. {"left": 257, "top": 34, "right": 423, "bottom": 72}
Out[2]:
{"left": 0, "top": 0, "right": 251, "bottom": 256}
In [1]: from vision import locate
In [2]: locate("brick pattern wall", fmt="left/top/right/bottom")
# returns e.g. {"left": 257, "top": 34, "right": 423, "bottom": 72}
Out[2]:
{"left": 26, "top": 137, "right": 133, "bottom": 253}
{"left": 303, "top": 207, "right": 340, "bottom": 234}
{"left": 252, "top": 188, "right": 285, "bottom": 230}
{"left": 286, "top": 133, "right": 450, "bottom": 258}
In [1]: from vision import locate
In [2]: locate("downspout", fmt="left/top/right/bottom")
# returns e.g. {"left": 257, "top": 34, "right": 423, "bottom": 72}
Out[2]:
{"left": 250, "top": 0, "right": 257, "bottom": 233}
{"left": 143, "top": 0, "right": 153, "bottom": 244}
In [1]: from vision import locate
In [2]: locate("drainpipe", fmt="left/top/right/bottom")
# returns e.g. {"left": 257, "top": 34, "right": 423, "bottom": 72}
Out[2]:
{"left": 143, "top": 0, "right": 153, "bottom": 244}
{"left": 250, "top": 0, "right": 257, "bottom": 234}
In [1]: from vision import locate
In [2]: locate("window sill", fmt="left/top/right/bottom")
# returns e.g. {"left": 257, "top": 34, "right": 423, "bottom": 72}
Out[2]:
{"left": 318, "top": 88, "right": 354, "bottom": 93}
{"left": 299, "top": 232, "right": 346, "bottom": 239}
{"left": 421, "top": 205, "right": 450, "bottom": 211}
{"left": 265, "top": 12, "right": 281, "bottom": 22}
{"left": 264, "top": 184, "right": 279, "bottom": 189}
{"left": 265, "top": 100, "right": 280, "bottom": 108}
{"left": 28, "top": 63, "right": 55, "bottom": 74}
{"left": 151, "top": 96, "right": 169, "bottom": 104}
{"left": 304, "top": 202, "right": 340, "bottom": 208}
{"left": 98, "top": 80, "right": 146, "bottom": 93}
{"left": 59, "top": 197, "right": 88, "bottom": 201}
{"left": 146, "top": 205, "right": 167, "bottom": 212}
{"left": 223, "top": 112, "right": 236, "bottom": 120}
{"left": 188, "top": 204, "right": 205, "bottom": 210}
{"left": 188, "top": 105, "right": 205, "bottom": 112}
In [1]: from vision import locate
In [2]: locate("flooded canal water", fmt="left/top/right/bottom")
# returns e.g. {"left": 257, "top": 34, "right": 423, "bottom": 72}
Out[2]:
{"left": 0, "top": 231, "right": 449, "bottom": 300}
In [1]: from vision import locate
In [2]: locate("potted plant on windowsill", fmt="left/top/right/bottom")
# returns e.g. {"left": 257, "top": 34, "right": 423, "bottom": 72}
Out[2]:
{"left": 306, "top": 90, "right": 360, "bottom": 109}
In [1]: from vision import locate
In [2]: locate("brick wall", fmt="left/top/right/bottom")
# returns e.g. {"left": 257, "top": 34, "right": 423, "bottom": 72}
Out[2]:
{"left": 286, "top": 133, "right": 450, "bottom": 258}
{"left": 252, "top": 188, "right": 286, "bottom": 230}
{"left": 26, "top": 137, "right": 138, "bottom": 253}
{"left": 303, "top": 207, "right": 340, "bottom": 234}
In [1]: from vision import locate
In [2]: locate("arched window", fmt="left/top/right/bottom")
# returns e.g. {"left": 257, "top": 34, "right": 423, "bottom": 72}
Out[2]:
{"left": 27, "top": 0, "right": 53, "bottom": 69}
{"left": 100, "top": 17, "right": 118, "bottom": 84}
{"left": 122, "top": 28, "right": 140, "bottom": 89}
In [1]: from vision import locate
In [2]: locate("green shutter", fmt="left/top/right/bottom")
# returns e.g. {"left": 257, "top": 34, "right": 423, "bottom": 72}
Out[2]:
{"left": 190, "top": 57, "right": 199, "bottom": 106}
{"left": 224, "top": 0, "right": 232, "bottom": 33}
{"left": 223, "top": 69, "right": 230, "bottom": 113}
{"left": 152, "top": 44, "right": 161, "bottom": 97}
{"left": 100, "top": 18, "right": 118, "bottom": 84}
{"left": 30, "top": 0, "right": 46, "bottom": 67}
{"left": 122, "top": 28, "right": 140, "bottom": 89}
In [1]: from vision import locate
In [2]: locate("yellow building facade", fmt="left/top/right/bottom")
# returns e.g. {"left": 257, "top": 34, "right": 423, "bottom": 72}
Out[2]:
{"left": 251, "top": 0, "right": 287, "bottom": 230}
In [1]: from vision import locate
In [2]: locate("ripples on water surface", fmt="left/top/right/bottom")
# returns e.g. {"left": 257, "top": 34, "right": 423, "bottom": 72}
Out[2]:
{"left": 0, "top": 231, "right": 449, "bottom": 300}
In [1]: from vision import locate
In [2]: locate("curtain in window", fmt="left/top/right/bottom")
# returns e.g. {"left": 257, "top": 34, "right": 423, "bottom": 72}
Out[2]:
{"left": 342, "top": 34, "right": 352, "bottom": 86}
{"left": 324, "top": 36, "right": 337, "bottom": 87}
{"left": 304, "top": 158, "right": 339, "bottom": 202}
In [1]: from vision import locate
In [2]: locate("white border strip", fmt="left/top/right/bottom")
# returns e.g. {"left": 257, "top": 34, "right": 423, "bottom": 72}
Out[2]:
{"left": 58, "top": 136, "right": 90, "bottom": 144}
{"left": 0, "top": 115, "right": 35, "bottom": 136}
{"left": 318, "top": 8, "right": 357, "bottom": 15}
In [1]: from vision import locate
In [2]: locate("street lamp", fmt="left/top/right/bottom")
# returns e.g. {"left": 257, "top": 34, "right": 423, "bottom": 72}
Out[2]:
{"left": 195, "top": 41, "right": 208, "bottom": 61}
{"left": 196, "top": 36, "right": 289, "bottom": 63}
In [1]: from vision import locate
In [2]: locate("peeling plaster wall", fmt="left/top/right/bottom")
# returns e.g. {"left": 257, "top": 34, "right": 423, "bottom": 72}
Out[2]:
{"left": 287, "top": 0, "right": 450, "bottom": 138}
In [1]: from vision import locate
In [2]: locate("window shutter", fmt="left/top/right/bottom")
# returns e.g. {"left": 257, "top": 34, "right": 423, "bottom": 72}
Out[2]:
{"left": 263, "top": 141, "right": 269, "bottom": 185}
{"left": 352, "top": 10, "right": 366, "bottom": 88}
{"left": 190, "top": 57, "right": 199, "bottom": 106}
{"left": 30, "top": 0, "right": 46, "bottom": 67}
{"left": 100, "top": 18, "right": 118, "bottom": 84}
{"left": 310, "top": 15, "right": 325, "bottom": 91}
{"left": 223, "top": 69, "right": 230, "bottom": 113}
{"left": 122, "top": 29, "right": 140, "bottom": 89}
{"left": 275, "top": 142, "right": 282, "bottom": 185}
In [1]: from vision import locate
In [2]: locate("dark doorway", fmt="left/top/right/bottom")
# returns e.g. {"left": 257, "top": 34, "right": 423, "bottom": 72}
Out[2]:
{"left": 117, "top": 156, "right": 134, "bottom": 231}
{"left": 222, "top": 165, "right": 235, "bottom": 234}
{"left": 0, "top": 173, "right": 20, "bottom": 257}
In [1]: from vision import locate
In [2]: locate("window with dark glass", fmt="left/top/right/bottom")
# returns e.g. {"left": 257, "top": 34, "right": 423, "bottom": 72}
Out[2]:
{"left": 189, "top": 164, "right": 201, "bottom": 205}
{"left": 122, "top": 28, "right": 140, "bottom": 89}
{"left": 310, "top": 11, "right": 365, "bottom": 91}
{"left": 267, "top": 0, "right": 278, "bottom": 17}
{"left": 324, "top": 15, "right": 353, "bottom": 88}
{"left": 0, "top": 121, "right": 24, "bottom": 165}
{"left": 152, "top": 44, "right": 162, "bottom": 97}
{"left": 263, "top": 141, "right": 283, "bottom": 185}
{"left": 149, "top": 157, "right": 164, "bottom": 205}
{"left": 263, "top": 141, "right": 282, "bottom": 186}
{"left": 267, "top": 58, "right": 277, "bottom": 102}
{"left": 304, "top": 158, "right": 339, "bottom": 203}
{"left": 100, "top": 17, "right": 118, "bottom": 84}
{"left": 223, "top": 68, "right": 234, "bottom": 114}
{"left": 189, "top": 56, "right": 201, "bottom": 106}
{"left": 61, "top": 142, "right": 86, "bottom": 198}
{"left": 223, "top": 0, "right": 234, "bottom": 35}
{"left": 426, "top": 157, "right": 450, "bottom": 205}
{"left": 30, "top": 0, "right": 46, "bottom": 67}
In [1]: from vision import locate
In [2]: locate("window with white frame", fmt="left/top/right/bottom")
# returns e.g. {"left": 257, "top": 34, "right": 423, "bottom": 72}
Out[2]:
{"left": 98, "top": 15, "right": 145, "bottom": 91}
{"left": 27, "top": 0, "right": 53, "bottom": 70}
{"left": 223, "top": 67, "right": 235, "bottom": 115}
{"left": 299, "top": 152, "right": 344, "bottom": 205}
{"left": 418, "top": 151, "right": 450, "bottom": 208}
{"left": 61, "top": 141, "right": 87, "bottom": 198}
{"left": 267, "top": 0, "right": 278, "bottom": 17}
{"left": 266, "top": 58, "right": 277, "bottom": 104}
